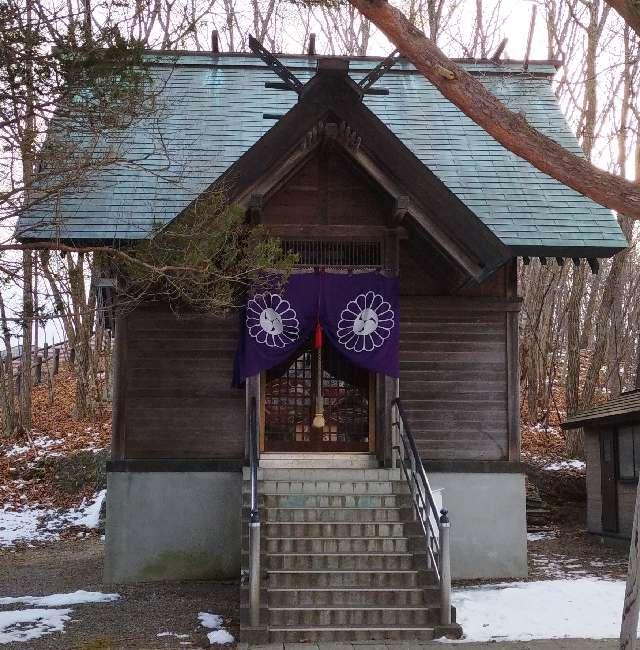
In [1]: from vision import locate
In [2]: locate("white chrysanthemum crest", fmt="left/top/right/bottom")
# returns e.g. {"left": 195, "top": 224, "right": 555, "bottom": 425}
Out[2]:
{"left": 337, "top": 290, "right": 394, "bottom": 352}
{"left": 247, "top": 293, "right": 299, "bottom": 348}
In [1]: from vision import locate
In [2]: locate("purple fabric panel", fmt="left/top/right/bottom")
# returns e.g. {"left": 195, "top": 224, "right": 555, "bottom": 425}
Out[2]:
{"left": 235, "top": 271, "right": 399, "bottom": 383}
{"left": 237, "top": 273, "right": 320, "bottom": 382}
{"left": 320, "top": 272, "right": 399, "bottom": 378}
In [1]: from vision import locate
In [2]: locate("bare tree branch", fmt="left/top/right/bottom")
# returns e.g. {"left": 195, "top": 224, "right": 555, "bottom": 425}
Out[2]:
{"left": 605, "top": 0, "right": 640, "bottom": 37}
{"left": 347, "top": 0, "right": 640, "bottom": 219}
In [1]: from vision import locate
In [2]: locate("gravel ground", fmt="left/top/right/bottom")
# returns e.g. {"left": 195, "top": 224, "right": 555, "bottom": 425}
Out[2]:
{"left": 0, "top": 536, "right": 238, "bottom": 649}
{"left": 241, "top": 642, "right": 620, "bottom": 649}
{"left": 0, "top": 513, "right": 630, "bottom": 649}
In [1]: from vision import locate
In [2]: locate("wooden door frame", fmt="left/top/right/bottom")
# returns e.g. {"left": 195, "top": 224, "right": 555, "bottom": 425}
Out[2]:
{"left": 258, "top": 368, "right": 377, "bottom": 454}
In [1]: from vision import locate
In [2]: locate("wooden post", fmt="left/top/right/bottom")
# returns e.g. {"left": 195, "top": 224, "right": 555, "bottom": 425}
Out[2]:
{"left": 69, "top": 346, "right": 75, "bottom": 367}
{"left": 15, "top": 367, "right": 21, "bottom": 395}
{"left": 620, "top": 479, "right": 640, "bottom": 649}
{"left": 53, "top": 348, "right": 60, "bottom": 375}
{"left": 43, "top": 342, "right": 49, "bottom": 361}
{"left": 34, "top": 356, "right": 42, "bottom": 386}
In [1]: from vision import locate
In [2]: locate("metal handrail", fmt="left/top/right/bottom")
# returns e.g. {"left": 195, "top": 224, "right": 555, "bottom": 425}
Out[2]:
{"left": 391, "top": 397, "right": 452, "bottom": 627}
{"left": 248, "top": 396, "right": 261, "bottom": 627}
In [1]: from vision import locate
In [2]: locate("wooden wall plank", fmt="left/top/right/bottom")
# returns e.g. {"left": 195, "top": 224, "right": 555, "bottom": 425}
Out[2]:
{"left": 121, "top": 306, "right": 245, "bottom": 460}
{"left": 399, "top": 296, "right": 510, "bottom": 462}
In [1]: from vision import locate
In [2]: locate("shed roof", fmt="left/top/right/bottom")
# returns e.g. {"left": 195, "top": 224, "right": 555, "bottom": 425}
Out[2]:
{"left": 561, "top": 390, "right": 640, "bottom": 429}
{"left": 17, "top": 53, "right": 627, "bottom": 257}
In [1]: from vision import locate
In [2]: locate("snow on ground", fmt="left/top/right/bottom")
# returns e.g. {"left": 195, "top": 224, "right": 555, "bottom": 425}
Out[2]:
{"left": 0, "top": 608, "right": 72, "bottom": 644}
{"left": 527, "top": 530, "right": 558, "bottom": 542}
{"left": 56, "top": 489, "right": 106, "bottom": 529}
{"left": 544, "top": 459, "right": 586, "bottom": 471}
{"left": 5, "top": 437, "right": 61, "bottom": 458}
{"left": 0, "top": 506, "right": 56, "bottom": 546}
{"left": 0, "top": 490, "right": 106, "bottom": 547}
{"left": 0, "top": 590, "right": 119, "bottom": 607}
{"left": 0, "top": 591, "right": 120, "bottom": 644}
{"left": 452, "top": 577, "right": 624, "bottom": 642}
{"left": 198, "top": 612, "right": 234, "bottom": 646}
{"left": 207, "top": 629, "right": 234, "bottom": 644}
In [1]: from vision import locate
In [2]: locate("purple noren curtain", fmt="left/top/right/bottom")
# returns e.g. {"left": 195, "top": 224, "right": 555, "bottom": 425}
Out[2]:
{"left": 234, "top": 271, "right": 399, "bottom": 385}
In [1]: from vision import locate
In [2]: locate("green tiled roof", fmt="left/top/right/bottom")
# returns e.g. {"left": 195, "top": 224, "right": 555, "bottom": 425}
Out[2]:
{"left": 17, "top": 53, "right": 627, "bottom": 255}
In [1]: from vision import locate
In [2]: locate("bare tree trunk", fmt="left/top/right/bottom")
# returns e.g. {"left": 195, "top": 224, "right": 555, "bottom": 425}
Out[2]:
{"left": 20, "top": 250, "right": 33, "bottom": 431}
{"left": 566, "top": 263, "right": 585, "bottom": 457}
{"left": 0, "top": 291, "right": 16, "bottom": 436}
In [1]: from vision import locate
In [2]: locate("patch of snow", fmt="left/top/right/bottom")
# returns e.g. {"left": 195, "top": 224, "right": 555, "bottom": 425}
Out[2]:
{"left": 0, "top": 490, "right": 106, "bottom": 547}
{"left": 58, "top": 490, "right": 106, "bottom": 529}
{"left": 0, "top": 590, "right": 119, "bottom": 607}
{"left": 207, "top": 629, "right": 234, "bottom": 645}
{"left": 0, "top": 507, "right": 57, "bottom": 546}
{"left": 198, "top": 612, "right": 223, "bottom": 629}
{"left": 0, "top": 608, "right": 72, "bottom": 644}
{"left": 451, "top": 578, "right": 625, "bottom": 642}
{"left": 5, "top": 436, "right": 60, "bottom": 458}
{"left": 544, "top": 459, "right": 586, "bottom": 471}
{"left": 527, "top": 530, "right": 557, "bottom": 542}
{"left": 5, "top": 444, "right": 30, "bottom": 457}
{"left": 198, "top": 612, "right": 233, "bottom": 646}
{"left": 157, "top": 631, "right": 191, "bottom": 639}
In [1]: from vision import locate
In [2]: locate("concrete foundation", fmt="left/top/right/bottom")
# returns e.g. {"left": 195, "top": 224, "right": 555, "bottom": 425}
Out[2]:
{"left": 430, "top": 471, "right": 528, "bottom": 580}
{"left": 105, "top": 471, "right": 241, "bottom": 583}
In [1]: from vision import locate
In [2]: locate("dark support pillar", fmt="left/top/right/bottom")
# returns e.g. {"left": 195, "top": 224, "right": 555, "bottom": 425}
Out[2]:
{"left": 383, "top": 228, "right": 400, "bottom": 468}
{"left": 505, "top": 260, "right": 520, "bottom": 461}
{"left": 111, "top": 315, "right": 128, "bottom": 461}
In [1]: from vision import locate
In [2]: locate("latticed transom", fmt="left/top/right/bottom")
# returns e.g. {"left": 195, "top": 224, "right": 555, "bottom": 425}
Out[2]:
{"left": 281, "top": 239, "right": 383, "bottom": 269}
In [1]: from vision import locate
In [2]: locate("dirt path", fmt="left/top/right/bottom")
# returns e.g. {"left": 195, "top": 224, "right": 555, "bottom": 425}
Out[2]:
{"left": 0, "top": 537, "right": 238, "bottom": 649}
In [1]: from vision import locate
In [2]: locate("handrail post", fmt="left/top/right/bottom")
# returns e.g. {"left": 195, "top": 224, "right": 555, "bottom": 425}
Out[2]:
{"left": 249, "top": 396, "right": 260, "bottom": 628}
{"left": 439, "top": 509, "right": 452, "bottom": 626}
{"left": 249, "top": 510, "right": 261, "bottom": 627}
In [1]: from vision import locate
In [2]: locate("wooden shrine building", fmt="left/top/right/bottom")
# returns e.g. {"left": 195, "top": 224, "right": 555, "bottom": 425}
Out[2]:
{"left": 18, "top": 45, "right": 628, "bottom": 643}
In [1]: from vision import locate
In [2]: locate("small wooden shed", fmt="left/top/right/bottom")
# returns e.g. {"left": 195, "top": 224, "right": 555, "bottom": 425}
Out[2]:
{"left": 563, "top": 390, "right": 640, "bottom": 539}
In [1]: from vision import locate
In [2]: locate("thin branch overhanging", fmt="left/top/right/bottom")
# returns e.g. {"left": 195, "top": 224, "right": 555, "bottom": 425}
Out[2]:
{"left": 347, "top": 0, "right": 640, "bottom": 220}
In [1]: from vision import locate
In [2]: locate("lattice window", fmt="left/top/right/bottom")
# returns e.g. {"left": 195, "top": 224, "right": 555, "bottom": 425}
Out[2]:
{"left": 281, "top": 239, "right": 383, "bottom": 269}
{"left": 264, "top": 338, "right": 371, "bottom": 452}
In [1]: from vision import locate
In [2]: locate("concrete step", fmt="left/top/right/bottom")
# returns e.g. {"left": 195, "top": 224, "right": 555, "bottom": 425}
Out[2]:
{"left": 243, "top": 479, "right": 405, "bottom": 495}
{"left": 267, "top": 569, "right": 431, "bottom": 589}
{"left": 268, "top": 605, "right": 437, "bottom": 627}
{"left": 258, "top": 453, "right": 379, "bottom": 469}
{"left": 246, "top": 506, "right": 409, "bottom": 523}
{"left": 267, "top": 625, "right": 435, "bottom": 643}
{"left": 243, "top": 468, "right": 402, "bottom": 481}
{"left": 262, "top": 521, "right": 406, "bottom": 538}
{"left": 264, "top": 536, "right": 411, "bottom": 554}
{"left": 268, "top": 587, "right": 431, "bottom": 607}
{"left": 244, "top": 493, "right": 410, "bottom": 509}
{"left": 266, "top": 553, "right": 415, "bottom": 571}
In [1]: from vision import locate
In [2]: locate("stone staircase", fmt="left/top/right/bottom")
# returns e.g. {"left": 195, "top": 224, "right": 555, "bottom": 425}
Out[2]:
{"left": 241, "top": 466, "right": 454, "bottom": 644}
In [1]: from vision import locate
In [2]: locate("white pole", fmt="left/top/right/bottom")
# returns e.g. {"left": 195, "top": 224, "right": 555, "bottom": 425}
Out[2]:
{"left": 440, "top": 509, "right": 452, "bottom": 626}
{"left": 620, "top": 479, "right": 640, "bottom": 649}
